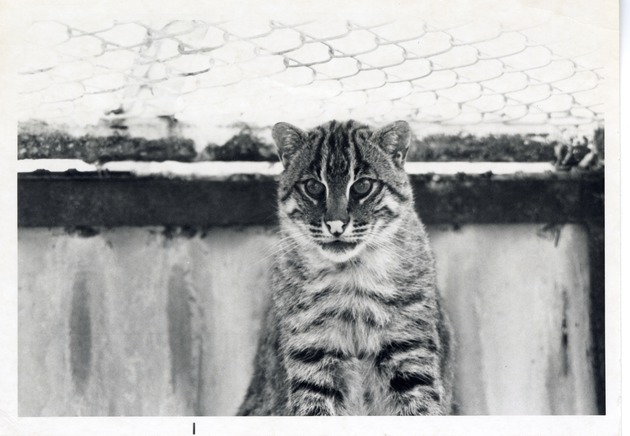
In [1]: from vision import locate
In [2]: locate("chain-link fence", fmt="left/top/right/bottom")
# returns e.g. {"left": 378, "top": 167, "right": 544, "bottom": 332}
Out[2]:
{"left": 18, "top": 18, "right": 606, "bottom": 150}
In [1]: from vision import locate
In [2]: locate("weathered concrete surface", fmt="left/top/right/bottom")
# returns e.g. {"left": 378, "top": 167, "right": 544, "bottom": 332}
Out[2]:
{"left": 18, "top": 224, "right": 596, "bottom": 416}
{"left": 430, "top": 224, "right": 596, "bottom": 415}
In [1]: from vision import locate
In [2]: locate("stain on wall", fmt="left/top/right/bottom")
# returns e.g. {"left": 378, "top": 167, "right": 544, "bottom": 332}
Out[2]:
{"left": 69, "top": 272, "right": 92, "bottom": 394}
{"left": 167, "top": 266, "right": 193, "bottom": 391}
{"left": 166, "top": 264, "right": 205, "bottom": 415}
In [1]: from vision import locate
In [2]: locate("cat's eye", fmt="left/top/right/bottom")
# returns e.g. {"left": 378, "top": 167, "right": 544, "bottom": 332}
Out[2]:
{"left": 304, "top": 179, "right": 325, "bottom": 198}
{"left": 351, "top": 178, "right": 373, "bottom": 197}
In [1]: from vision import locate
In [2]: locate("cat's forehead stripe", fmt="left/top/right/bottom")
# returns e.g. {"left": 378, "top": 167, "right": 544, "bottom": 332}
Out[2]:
{"left": 310, "top": 125, "right": 325, "bottom": 175}
{"left": 324, "top": 122, "right": 353, "bottom": 179}
{"left": 300, "top": 120, "right": 377, "bottom": 184}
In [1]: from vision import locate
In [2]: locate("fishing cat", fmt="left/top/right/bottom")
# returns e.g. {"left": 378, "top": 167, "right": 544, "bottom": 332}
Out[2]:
{"left": 238, "top": 120, "right": 453, "bottom": 416}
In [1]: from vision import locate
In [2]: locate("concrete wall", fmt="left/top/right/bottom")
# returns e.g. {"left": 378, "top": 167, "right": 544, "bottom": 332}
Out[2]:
{"left": 18, "top": 224, "right": 597, "bottom": 416}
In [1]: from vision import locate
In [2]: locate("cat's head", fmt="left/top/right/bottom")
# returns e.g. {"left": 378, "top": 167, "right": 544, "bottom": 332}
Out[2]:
{"left": 273, "top": 119, "right": 414, "bottom": 263}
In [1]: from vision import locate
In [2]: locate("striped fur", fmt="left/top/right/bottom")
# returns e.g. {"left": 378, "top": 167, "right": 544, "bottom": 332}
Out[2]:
{"left": 238, "top": 120, "right": 454, "bottom": 416}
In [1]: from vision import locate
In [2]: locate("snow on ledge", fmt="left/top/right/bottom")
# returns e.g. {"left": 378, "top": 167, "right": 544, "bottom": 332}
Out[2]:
{"left": 405, "top": 162, "right": 555, "bottom": 175}
{"left": 17, "top": 160, "right": 557, "bottom": 177}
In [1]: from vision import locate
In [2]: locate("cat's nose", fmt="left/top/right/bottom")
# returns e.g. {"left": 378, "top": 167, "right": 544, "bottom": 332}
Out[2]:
{"left": 326, "top": 220, "right": 347, "bottom": 236}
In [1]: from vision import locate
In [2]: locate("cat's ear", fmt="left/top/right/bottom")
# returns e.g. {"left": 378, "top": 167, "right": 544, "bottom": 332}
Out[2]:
{"left": 272, "top": 122, "right": 306, "bottom": 168}
{"left": 371, "top": 120, "right": 411, "bottom": 167}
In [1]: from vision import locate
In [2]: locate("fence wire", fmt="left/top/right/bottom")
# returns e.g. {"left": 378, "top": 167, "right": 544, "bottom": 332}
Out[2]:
{"left": 18, "top": 19, "right": 605, "bottom": 145}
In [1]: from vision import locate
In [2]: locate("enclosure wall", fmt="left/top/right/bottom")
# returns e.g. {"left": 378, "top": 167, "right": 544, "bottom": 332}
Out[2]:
{"left": 17, "top": 171, "right": 605, "bottom": 416}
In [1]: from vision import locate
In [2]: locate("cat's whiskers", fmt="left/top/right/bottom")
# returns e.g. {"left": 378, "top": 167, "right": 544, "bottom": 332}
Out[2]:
{"left": 365, "top": 236, "right": 407, "bottom": 265}
{"left": 369, "top": 241, "right": 404, "bottom": 264}
{"left": 254, "top": 236, "right": 304, "bottom": 266}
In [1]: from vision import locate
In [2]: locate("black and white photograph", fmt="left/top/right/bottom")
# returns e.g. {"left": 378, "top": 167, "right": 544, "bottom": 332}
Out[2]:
{"left": 0, "top": 0, "right": 621, "bottom": 434}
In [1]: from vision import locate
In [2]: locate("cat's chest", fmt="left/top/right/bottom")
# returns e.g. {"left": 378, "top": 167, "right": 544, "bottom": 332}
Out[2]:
{"left": 282, "top": 250, "right": 414, "bottom": 415}
{"left": 301, "top": 262, "right": 399, "bottom": 355}
{"left": 314, "top": 249, "right": 399, "bottom": 298}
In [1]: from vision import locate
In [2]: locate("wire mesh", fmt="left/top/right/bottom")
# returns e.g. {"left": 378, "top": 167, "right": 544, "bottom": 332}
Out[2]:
{"left": 18, "top": 18, "right": 606, "bottom": 146}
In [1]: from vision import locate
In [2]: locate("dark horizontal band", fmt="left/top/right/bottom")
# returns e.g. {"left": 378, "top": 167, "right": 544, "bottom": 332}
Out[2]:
{"left": 17, "top": 170, "right": 603, "bottom": 227}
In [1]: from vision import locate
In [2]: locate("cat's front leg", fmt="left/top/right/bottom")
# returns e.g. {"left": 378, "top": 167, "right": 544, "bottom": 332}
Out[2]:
{"left": 283, "top": 344, "right": 347, "bottom": 416}
{"left": 376, "top": 337, "right": 445, "bottom": 415}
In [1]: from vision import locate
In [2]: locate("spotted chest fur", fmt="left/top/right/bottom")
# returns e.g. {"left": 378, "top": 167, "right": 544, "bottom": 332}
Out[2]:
{"left": 238, "top": 120, "right": 454, "bottom": 416}
{"left": 279, "top": 254, "right": 423, "bottom": 415}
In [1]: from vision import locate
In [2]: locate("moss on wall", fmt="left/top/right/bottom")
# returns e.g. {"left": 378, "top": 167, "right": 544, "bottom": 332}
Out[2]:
{"left": 407, "top": 133, "right": 557, "bottom": 162}
{"left": 18, "top": 120, "right": 601, "bottom": 164}
{"left": 18, "top": 129, "right": 197, "bottom": 163}
{"left": 198, "top": 130, "right": 276, "bottom": 162}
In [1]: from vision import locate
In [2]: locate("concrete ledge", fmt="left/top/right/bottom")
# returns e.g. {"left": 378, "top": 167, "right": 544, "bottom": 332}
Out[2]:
{"left": 18, "top": 163, "right": 604, "bottom": 227}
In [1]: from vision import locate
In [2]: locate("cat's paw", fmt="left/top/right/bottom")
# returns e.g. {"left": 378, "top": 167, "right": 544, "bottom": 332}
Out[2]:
{"left": 395, "top": 398, "right": 444, "bottom": 416}
{"left": 291, "top": 403, "right": 334, "bottom": 416}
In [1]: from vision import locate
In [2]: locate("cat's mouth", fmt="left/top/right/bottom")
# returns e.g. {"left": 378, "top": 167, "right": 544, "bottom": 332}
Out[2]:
{"left": 320, "top": 240, "right": 359, "bottom": 252}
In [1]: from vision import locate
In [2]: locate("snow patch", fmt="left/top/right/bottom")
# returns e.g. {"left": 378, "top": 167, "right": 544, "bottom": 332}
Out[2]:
{"left": 18, "top": 159, "right": 556, "bottom": 177}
